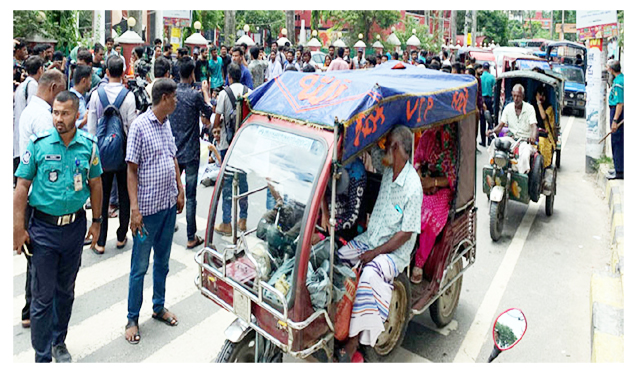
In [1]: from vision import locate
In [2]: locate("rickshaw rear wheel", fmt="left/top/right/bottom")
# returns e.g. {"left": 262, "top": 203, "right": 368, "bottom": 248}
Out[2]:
{"left": 489, "top": 200, "right": 505, "bottom": 242}
{"left": 430, "top": 259, "right": 463, "bottom": 328}
{"left": 545, "top": 168, "right": 557, "bottom": 216}
{"left": 362, "top": 273, "right": 411, "bottom": 362}
{"left": 215, "top": 330, "right": 283, "bottom": 363}
{"left": 529, "top": 154, "right": 544, "bottom": 203}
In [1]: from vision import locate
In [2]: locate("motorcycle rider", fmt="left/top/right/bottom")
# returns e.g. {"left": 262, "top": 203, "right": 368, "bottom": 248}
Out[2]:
{"left": 487, "top": 84, "right": 538, "bottom": 173}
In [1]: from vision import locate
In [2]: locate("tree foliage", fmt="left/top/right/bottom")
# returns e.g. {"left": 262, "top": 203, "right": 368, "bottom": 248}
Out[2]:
{"left": 14, "top": 10, "right": 95, "bottom": 47}
{"left": 392, "top": 18, "right": 440, "bottom": 53}
{"left": 326, "top": 10, "right": 401, "bottom": 44}
{"left": 495, "top": 322, "right": 518, "bottom": 349}
{"left": 477, "top": 11, "right": 509, "bottom": 46}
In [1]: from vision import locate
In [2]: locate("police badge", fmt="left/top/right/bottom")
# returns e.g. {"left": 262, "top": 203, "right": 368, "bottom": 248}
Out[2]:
{"left": 49, "top": 170, "right": 58, "bottom": 182}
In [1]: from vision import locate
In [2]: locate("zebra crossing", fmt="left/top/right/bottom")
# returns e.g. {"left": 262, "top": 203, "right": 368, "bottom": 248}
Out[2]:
{"left": 13, "top": 199, "right": 441, "bottom": 363}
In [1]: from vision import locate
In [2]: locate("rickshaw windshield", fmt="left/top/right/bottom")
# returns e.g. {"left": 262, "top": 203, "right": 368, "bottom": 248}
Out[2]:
{"left": 211, "top": 123, "right": 327, "bottom": 298}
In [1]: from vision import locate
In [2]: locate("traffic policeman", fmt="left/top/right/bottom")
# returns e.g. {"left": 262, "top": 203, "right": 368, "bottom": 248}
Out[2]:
{"left": 13, "top": 90, "right": 103, "bottom": 363}
{"left": 607, "top": 60, "right": 624, "bottom": 180}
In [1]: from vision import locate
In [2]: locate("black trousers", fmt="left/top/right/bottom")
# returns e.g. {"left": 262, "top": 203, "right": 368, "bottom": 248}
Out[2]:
{"left": 29, "top": 213, "right": 85, "bottom": 362}
{"left": 98, "top": 168, "right": 130, "bottom": 246}
{"left": 22, "top": 206, "right": 34, "bottom": 322}
{"left": 481, "top": 96, "right": 494, "bottom": 145}
{"left": 610, "top": 105, "right": 624, "bottom": 175}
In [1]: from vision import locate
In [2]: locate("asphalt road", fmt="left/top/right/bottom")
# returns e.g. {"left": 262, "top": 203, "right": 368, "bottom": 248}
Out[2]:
{"left": 12, "top": 114, "right": 609, "bottom": 363}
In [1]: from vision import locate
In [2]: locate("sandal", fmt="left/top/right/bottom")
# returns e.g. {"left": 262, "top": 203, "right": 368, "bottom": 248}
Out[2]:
{"left": 109, "top": 208, "right": 119, "bottom": 218}
{"left": 186, "top": 235, "right": 204, "bottom": 249}
{"left": 21, "top": 319, "right": 30, "bottom": 328}
{"left": 410, "top": 266, "right": 423, "bottom": 284}
{"left": 125, "top": 319, "right": 140, "bottom": 345}
{"left": 152, "top": 308, "right": 178, "bottom": 327}
{"left": 92, "top": 246, "right": 105, "bottom": 255}
{"left": 116, "top": 237, "right": 128, "bottom": 249}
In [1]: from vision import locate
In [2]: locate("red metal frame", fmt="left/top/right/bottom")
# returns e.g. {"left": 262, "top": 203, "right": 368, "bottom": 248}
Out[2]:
{"left": 492, "top": 308, "right": 528, "bottom": 351}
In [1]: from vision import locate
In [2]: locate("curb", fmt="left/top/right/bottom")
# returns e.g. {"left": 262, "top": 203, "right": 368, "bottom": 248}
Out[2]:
{"left": 590, "top": 164, "right": 624, "bottom": 363}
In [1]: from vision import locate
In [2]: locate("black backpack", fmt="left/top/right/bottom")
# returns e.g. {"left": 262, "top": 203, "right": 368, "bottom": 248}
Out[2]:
{"left": 96, "top": 87, "right": 129, "bottom": 172}
{"left": 222, "top": 85, "right": 248, "bottom": 144}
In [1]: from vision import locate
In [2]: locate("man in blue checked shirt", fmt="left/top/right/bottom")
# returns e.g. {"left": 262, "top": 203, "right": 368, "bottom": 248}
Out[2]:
{"left": 124, "top": 78, "right": 185, "bottom": 345}
{"left": 13, "top": 91, "right": 104, "bottom": 363}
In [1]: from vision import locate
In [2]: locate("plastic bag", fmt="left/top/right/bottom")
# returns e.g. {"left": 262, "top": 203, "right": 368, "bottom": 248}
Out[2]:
{"left": 264, "top": 257, "right": 295, "bottom": 304}
{"left": 306, "top": 260, "right": 330, "bottom": 309}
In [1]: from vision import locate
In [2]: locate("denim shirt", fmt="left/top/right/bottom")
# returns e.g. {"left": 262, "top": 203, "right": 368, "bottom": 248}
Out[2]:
{"left": 168, "top": 83, "right": 213, "bottom": 164}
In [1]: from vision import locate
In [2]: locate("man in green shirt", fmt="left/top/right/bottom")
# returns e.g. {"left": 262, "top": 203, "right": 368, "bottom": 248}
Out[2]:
{"left": 14, "top": 90, "right": 104, "bottom": 362}
{"left": 481, "top": 62, "right": 496, "bottom": 145}
{"left": 607, "top": 60, "right": 624, "bottom": 179}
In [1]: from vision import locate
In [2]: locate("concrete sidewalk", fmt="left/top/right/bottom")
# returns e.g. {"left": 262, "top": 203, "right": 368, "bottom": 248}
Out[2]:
{"left": 591, "top": 163, "right": 624, "bottom": 362}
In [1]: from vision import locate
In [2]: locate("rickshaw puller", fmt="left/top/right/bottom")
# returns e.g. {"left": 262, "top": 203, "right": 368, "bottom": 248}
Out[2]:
{"left": 487, "top": 84, "right": 538, "bottom": 173}
{"left": 335, "top": 126, "right": 423, "bottom": 362}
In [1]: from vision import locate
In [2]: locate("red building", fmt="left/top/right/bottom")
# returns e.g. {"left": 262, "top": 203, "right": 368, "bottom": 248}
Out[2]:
{"left": 524, "top": 11, "right": 552, "bottom": 30}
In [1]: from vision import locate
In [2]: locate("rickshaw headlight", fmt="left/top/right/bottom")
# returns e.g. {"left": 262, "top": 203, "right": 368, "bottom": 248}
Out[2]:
{"left": 577, "top": 93, "right": 584, "bottom": 100}
{"left": 494, "top": 151, "right": 508, "bottom": 168}
{"left": 569, "top": 92, "right": 575, "bottom": 98}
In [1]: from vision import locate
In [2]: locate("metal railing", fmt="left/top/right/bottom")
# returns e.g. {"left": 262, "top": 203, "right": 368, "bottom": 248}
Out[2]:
{"left": 194, "top": 246, "right": 334, "bottom": 359}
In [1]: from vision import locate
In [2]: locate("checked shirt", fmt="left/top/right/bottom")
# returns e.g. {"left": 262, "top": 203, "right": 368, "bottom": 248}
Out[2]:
{"left": 126, "top": 109, "right": 178, "bottom": 217}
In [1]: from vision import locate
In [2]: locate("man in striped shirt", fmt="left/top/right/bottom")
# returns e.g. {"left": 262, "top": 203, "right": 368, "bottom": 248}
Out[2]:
{"left": 124, "top": 78, "right": 185, "bottom": 344}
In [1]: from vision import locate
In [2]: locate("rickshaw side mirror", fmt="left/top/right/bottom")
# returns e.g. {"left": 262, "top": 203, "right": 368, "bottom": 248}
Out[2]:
{"left": 492, "top": 308, "right": 527, "bottom": 351}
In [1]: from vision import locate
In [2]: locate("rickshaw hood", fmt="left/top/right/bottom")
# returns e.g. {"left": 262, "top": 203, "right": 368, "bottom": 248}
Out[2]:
{"left": 245, "top": 60, "right": 478, "bottom": 161}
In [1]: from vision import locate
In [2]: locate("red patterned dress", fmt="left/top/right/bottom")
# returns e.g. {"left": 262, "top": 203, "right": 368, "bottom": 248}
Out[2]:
{"left": 413, "top": 124, "right": 457, "bottom": 268}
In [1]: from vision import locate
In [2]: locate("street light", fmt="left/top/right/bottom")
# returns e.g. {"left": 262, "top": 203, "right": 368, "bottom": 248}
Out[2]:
{"left": 312, "top": 30, "right": 317, "bottom": 37}
{"left": 244, "top": 24, "right": 250, "bottom": 34}
{"left": 282, "top": 28, "right": 287, "bottom": 36}
{"left": 127, "top": 17, "right": 136, "bottom": 30}
{"left": 194, "top": 21, "right": 202, "bottom": 31}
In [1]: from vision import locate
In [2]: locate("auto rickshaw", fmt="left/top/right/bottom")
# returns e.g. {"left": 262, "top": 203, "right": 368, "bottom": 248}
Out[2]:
{"left": 485, "top": 70, "right": 563, "bottom": 240}
{"left": 194, "top": 61, "right": 479, "bottom": 362}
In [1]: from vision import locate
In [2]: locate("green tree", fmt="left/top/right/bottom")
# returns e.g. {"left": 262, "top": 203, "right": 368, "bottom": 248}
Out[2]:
{"left": 13, "top": 10, "right": 94, "bottom": 48}
{"left": 508, "top": 20, "right": 526, "bottom": 41}
{"left": 393, "top": 18, "right": 439, "bottom": 52}
{"left": 477, "top": 10, "right": 509, "bottom": 46}
{"left": 495, "top": 322, "right": 518, "bottom": 349}
{"left": 183, "top": 10, "right": 223, "bottom": 42}
{"left": 236, "top": 10, "right": 285, "bottom": 45}
{"left": 326, "top": 10, "right": 401, "bottom": 45}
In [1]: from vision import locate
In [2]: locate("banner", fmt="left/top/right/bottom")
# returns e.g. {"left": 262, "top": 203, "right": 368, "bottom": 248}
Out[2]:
{"left": 576, "top": 10, "right": 617, "bottom": 29}
{"left": 170, "top": 28, "right": 182, "bottom": 53}
{"left": 578, "top": 24, "right": 618, "bottom": 40}
{"left": 585, "top": 42, "right": 604, "bottom": 162}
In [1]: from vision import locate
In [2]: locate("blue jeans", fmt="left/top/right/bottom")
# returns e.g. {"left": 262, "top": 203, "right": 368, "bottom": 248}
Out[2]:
{"left": 29, "top": 213, "right": 85, "bottom": 362}
{"left": 127, "top": 205, "right": 177, "bottom": 322}
{"left": 219, "top": 149, "right": 248, "bottom": 224}
{"left": 179, "top": 159, "right": 199, "bottom": 241}
{"left": 610, "top": 105, "right": 624, "bottom": 174}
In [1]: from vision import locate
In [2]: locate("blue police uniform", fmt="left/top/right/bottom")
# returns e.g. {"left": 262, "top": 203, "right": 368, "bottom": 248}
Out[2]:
{"left": 609, "top": 72, "right": 624, "bottom": 177}
{"left": 15, "top": 127, "right": 102, "bottom": 362}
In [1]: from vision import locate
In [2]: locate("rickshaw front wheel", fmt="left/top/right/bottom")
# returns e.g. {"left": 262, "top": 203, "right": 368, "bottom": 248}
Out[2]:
{"left": 430, "top": 259, "right": 463, "bottom": 327}
{"left": 555, "top": 150, "right": 561, "bottom": 169}
{"left": 363, "top": 273, "right": 411, "bottom": 362}
{"left": 215, "top": 330, "right": 283, "bottom": 363}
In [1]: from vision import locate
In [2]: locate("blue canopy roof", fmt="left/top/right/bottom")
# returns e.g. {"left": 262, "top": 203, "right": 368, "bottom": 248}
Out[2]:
{"left": 246, "top": 61, "right": 478, "bottom": 161}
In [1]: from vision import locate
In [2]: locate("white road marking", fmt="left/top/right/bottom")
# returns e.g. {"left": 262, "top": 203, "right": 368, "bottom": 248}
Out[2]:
{"left": 453, "top": 201, "right": 540, "bottom": 363}
{"left": 13, "top": 244, "right": 199, "bottom": 363}
{"left": 142, "top": 309, "right": 236, "bottom": 363}
{"left": 560, "top": 115, "right": 575, "bottom": 150}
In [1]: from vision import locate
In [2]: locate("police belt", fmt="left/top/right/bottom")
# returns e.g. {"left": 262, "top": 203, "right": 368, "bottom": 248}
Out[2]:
{"left": 33, "top": 208, "right": 85, "bottom": 226}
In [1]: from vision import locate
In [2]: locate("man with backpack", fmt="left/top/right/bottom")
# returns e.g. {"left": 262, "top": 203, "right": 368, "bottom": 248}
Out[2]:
{"left": 87, "top": 55, "right": 137, "bottom": 255}
{"left": 168, "top": 57, "right": 212, "bottom": 249}
{"left": 212, "top": 62, "right": 252, "bottom": 236}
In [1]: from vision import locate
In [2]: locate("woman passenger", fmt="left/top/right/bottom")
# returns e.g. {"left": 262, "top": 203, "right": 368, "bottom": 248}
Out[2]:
{"left": 410, "top": 124, "right": 457, "bottom": 284}
{"left": 534, "top": 86, "right": 556, "bottom": 168}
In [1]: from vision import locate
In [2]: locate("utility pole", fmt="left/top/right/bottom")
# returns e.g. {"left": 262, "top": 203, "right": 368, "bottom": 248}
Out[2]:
{"left": 550, "top": 10, "right": 554, "bottom": 40}
{"left": 463, "top": 10, "right": 470, "bottom": 46}
{"left": 560, "top": 10, "right": 565, "bottom": 40}
{"left": 471, "top": 10, "right": 477, "bottom": 47}
{"left": 450, "top": 10, "right": 457, "bottom": 45}
{"left": 439, "top": 10, "right": 444, "bottom": 45}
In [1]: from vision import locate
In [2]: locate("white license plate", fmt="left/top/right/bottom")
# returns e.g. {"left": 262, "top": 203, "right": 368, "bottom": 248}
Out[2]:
{"left": 233, "top": 288, "right": 251, "bottom": 323}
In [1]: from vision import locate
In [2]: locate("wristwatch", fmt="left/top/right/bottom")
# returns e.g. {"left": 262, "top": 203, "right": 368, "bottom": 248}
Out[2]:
{"left": 92, "top": 217, "right": 103, "bottom": 224}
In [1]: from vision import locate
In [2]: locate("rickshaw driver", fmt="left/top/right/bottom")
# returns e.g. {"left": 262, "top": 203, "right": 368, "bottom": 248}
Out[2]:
{"left": 487, "top": 84, "right": 538, "bottom": 173}
{"left": 335, "top": 126, "right": 423, "bottom": 362}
